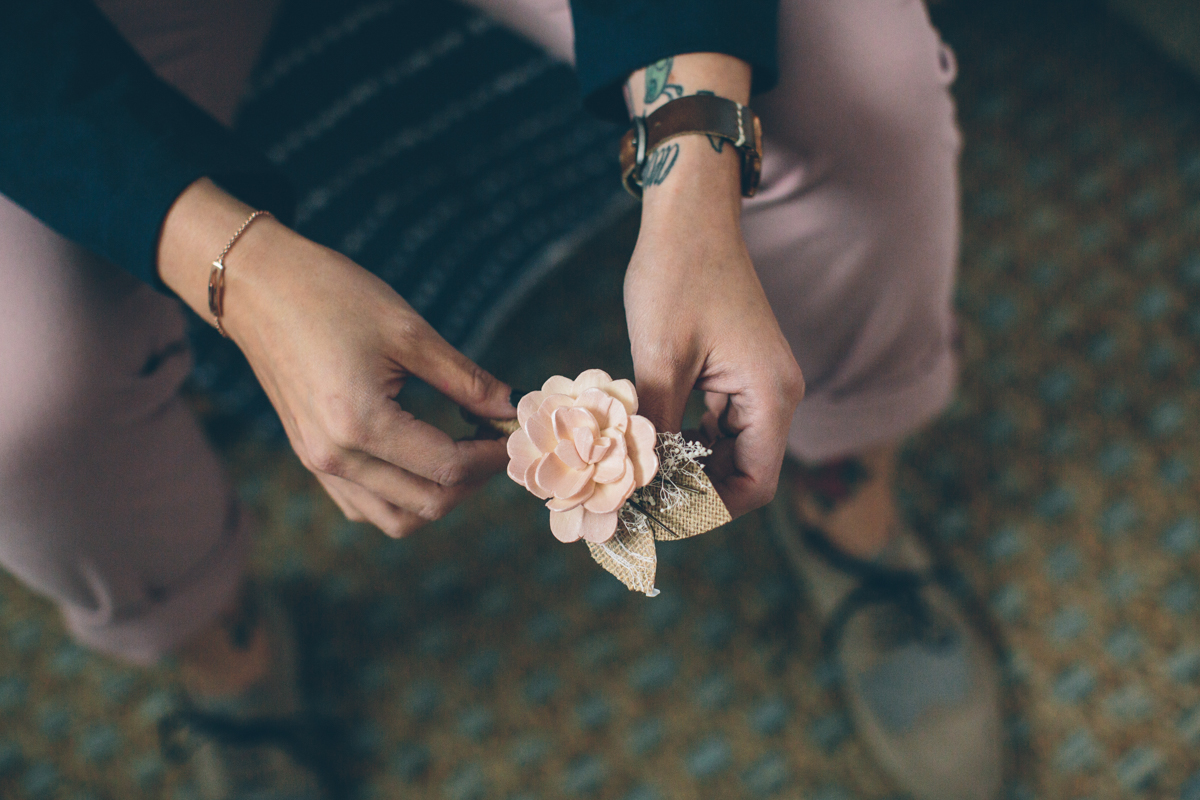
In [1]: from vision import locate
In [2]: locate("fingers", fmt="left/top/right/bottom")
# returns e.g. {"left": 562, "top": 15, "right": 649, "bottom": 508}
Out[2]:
{"left": 343, "top": 454, "right": 484, "bottom": 522}
{"left": 371, "top": 409, "right": 509, "bottom": 485}
{"left": 309, "top": 396, "right": 510, "bottom": 487}
{"left": 317, "top": 473, "right": 440, "bottom": 538}
{"left": 702, "top": 374, "right": 803, "bottom": 518}
{"left": 308, "top": 425, "right": 497, "bottom": 535}
{"left": 401, "top": 318, "right": 516, "bottom": 420}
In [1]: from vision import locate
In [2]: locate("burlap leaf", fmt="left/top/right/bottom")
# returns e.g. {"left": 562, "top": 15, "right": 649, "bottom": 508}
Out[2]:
{"left": 588, "top": 433, "right": 732, "bottom": 595}
{"left": 639, "top": 467, "right": 730, "bottom": 542}
{"left": 586, "top": 522, "right": 659, "bottom": 595}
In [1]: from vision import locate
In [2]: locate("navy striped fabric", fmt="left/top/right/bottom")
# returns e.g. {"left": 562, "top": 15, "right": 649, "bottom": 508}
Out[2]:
{"left": 189, "top": 0, "right": 631, "bottom": 439}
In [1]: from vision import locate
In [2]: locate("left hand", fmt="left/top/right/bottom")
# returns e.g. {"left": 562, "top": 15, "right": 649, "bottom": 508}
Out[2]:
{"left": 624, "top": 141, "right": 804, "bottom": 517}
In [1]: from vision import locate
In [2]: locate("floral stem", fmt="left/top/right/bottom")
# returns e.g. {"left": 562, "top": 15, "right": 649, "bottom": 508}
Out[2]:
{"left": 627, "top": 500, "right": 680, "bottom": 538}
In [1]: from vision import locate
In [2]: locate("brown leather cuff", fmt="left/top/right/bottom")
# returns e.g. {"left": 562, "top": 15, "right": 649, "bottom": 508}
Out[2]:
{"left": 619, "top": 94, "right": 763, "bottom": 199}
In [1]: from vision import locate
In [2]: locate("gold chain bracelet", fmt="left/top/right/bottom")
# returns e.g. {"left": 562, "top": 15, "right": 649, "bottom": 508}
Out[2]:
{"left": 207, "top": 210, "right": 272, "bottom": 338}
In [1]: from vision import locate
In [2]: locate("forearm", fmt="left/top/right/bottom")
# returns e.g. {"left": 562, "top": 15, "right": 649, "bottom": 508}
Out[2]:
{"left": 625, "top": 52, "right": 750, "bottom": 116}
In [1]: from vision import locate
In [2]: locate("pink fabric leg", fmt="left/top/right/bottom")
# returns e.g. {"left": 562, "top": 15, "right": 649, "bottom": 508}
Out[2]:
{"left": 0, "top": 197, "right": 249, "bottom": 665}
{"left": 0, "top": 0, "right": 278, "bottom": 664}
{"left": 746, "top": 0, "right": 961, "bottom": 462}
{"left": 470, "top": 0, "right": 961, "bottom": 463}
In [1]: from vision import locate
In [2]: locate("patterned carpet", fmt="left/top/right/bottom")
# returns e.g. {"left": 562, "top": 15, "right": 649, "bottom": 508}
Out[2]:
{"left": 4, "top": 0, "right": 1200, "bottom": 798}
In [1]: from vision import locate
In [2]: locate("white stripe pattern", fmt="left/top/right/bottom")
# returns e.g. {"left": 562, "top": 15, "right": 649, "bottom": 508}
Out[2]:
{"left": 245, "top": 1, "right": 403, "bottom": 101}
{"left": 266, "top": 16, "right": 495, "bottom": 165}
{"left": 294, "top": 56, "right": 556, "bottom": 224}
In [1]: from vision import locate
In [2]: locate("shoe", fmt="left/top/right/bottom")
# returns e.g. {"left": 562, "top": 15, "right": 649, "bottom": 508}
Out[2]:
{"left": 766, "top": 498, "right": 1005, "bottom": 800}
{"left": 160, "top": 584, "right": 330, "bottom": 800}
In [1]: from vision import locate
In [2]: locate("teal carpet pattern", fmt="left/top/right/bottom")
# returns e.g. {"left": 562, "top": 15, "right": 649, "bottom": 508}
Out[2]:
{"left": 5, "top": 1, "right": 1200, "bottom": 798}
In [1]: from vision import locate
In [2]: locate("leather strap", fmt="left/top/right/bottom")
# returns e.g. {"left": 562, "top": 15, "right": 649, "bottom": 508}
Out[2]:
{"left": 619, "top": 94, "right": 763, "bottom": 199}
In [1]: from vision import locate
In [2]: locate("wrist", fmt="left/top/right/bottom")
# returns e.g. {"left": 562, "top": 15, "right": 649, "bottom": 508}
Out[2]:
{"left": 157, "top": 178, "right": 256, "bottom": 316}
{"left": 639, "top": 137, "right": 743, "bottom": 227}
{"left": 156, "top": 177, "right": 300, "bottom": 345}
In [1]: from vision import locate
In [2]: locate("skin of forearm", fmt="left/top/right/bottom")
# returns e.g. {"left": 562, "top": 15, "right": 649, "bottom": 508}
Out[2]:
{"left": 624, "top": 53, "right": 752, "bottom": 223}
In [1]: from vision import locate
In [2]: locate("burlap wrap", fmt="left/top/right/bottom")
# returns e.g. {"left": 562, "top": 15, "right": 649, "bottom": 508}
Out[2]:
{"left": 587, "top": 435, "right": 731, "bottom": 595}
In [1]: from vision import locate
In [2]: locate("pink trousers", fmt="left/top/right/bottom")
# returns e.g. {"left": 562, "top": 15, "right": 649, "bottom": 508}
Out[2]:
{"left": 0, "top": 0, "right": 960, "bottom": 664}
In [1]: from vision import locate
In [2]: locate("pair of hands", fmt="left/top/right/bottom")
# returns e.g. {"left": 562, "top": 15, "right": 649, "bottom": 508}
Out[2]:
{"left": 160, "top": 170, "right": 802, "bottom": 537}
{"left": 158, "top": 52, "right": 803, "bottom": 537}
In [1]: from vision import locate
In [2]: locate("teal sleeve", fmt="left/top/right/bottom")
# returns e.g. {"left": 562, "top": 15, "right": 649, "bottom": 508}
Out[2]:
{"left": 0, "top": 0, "right": 293, "bottom": 289}
{"left": 569, "top": 0, "right": 780, "bottom": 122}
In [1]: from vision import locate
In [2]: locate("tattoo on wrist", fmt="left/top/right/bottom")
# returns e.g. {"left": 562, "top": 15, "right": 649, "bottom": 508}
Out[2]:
{"left": 641, "top": 143, "right": 680, "bottom": 188}
{"left": 643, "top": 57, "right": 684, "bottom": 104}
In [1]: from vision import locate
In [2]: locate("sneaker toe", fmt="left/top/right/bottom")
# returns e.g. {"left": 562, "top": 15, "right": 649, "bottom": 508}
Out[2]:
{"left": 842, "top": 595, "right": 1004, "bottom": 800}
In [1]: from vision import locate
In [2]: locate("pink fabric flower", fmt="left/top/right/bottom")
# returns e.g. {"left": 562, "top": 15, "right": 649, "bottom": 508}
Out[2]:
{"left": 507, "top": 369, "right": 659, "bottom": 543}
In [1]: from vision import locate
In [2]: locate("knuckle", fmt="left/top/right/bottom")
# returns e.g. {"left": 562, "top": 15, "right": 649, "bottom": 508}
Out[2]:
{"left": 462, "top": 364, "right": 496, "bottom": 407}
{"left": 747, "top": 488, "right": 775, "bottom": 512}
{"left": 308, "top": 443, "right": 347, "bottom": 477}
{"left": 380, "top": 516, "right": 412, "bottom": 538}
{"left": 748, "top": 477, "right": 780, "bottom": 511}
{"left": 430, "top": 457, "right": 467, "bottom": 488}
{"left": 320, "top": 398, "right": 368, "bottom": 451}
{"left": 392, "top": 317, "right": 424, "bottom": 349}
{"left": 638, "top": 338, "right": 691, "bottom": 377}
{"left": 779, "top": 362, "right": 806, "bottom": 404}
{"left": 417, "top": 490, "right": 455, "bottom": 521}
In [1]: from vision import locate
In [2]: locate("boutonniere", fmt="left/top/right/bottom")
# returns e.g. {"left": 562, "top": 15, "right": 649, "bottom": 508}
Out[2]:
{"left": 502, "top": 370, "right": 730, "bottom": 595}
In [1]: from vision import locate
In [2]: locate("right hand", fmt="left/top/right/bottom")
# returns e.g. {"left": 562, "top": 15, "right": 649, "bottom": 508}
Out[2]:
{"left": 158, "top": 179, "right": 515, "bottom": 537}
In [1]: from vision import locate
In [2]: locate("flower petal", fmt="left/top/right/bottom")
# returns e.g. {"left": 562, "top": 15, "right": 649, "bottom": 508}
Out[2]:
{"left": 587, "top": 435, "right": 614, "bottom": 464}
{"left": 524, "top": 457, "right": 551, "bottom": 499}
{"left": 554, "top": 438, "right": 587, "bottom": 470}
{"left": 526, "top": 406, "right": 558, "bottom": 453}
{"left": 573, "top": 369, "right": 614, "bottom": 392}
{"left": 592, "top": 436, "right": 627, "bottom": 484}
{"left": 578, "top": 509, "right": 620, "bottom": 543}
{"left": 626, "top": 415, "right": 659, "bottom": 487}
{"left": 506, "top": 429, "right": 540, "bottom": 485}
{"left": 593, "top": 453, "right": 627, "bottom": 485}
{"left": 517, "top": 391, "right": 546, "bottom": 427}
{"left": 546, "top": 481, "right": 594, "bottom": 511}
{"left": 575, "top": 388, "right": 619, "bottom": 430}
{"left": 605, "top": 378, "right": 638, "bottom": 415}
{"left": 549, "top": 506, "right": 585, "bottom": 542}
{"left": 574, "top": 427, "right": 596, "bottom": 463}
{"left": 553, "top": 406, "right": 598, "bottom": 441}
{"left": 535, "top": 453, "right": 595, "bottom": 499}
{"left": 537, "top": 393, "right": 574, "bottom": 420}
{"left": 541, "top": 375, "right": 577, "bottom": 397}
{"left": 583, "top": 467, "right": 636, "bottom": 514}
{"left": 608, "top": 399, "right": 629, "bottom": 433}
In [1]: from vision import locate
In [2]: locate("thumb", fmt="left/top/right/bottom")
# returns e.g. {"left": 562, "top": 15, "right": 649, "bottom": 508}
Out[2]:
{"left": 403, "top": 322, "right": 515, "bottom": 419}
